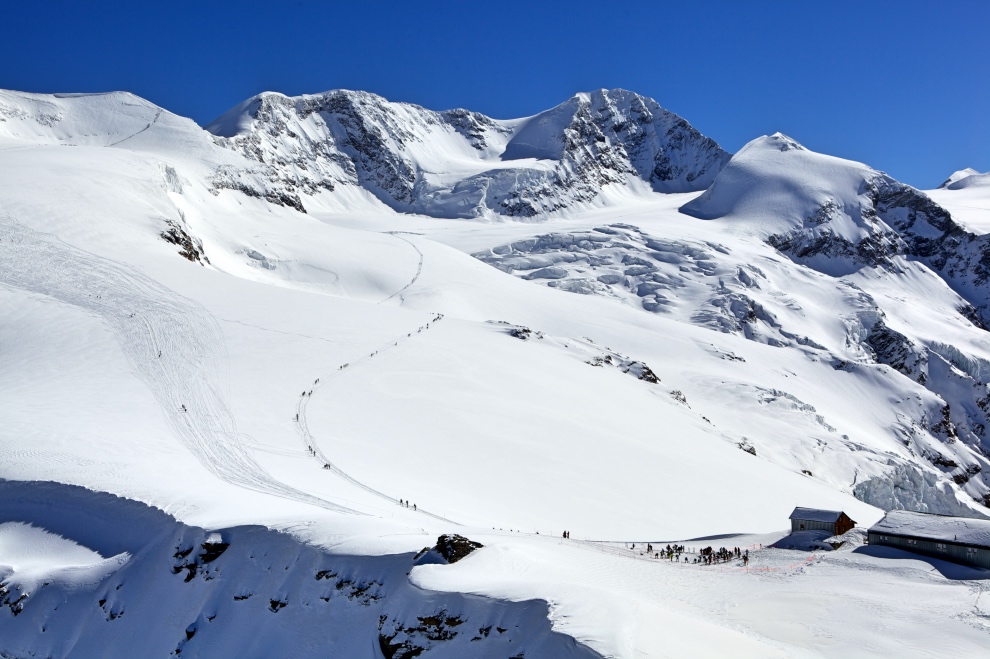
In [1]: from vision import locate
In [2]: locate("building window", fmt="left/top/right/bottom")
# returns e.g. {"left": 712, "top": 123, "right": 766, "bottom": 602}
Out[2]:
{"left": 907, "top": 539, "right": 917, "bottom": 546}
{"left": 936, "top": 543, "right": 946, "bottom": 552}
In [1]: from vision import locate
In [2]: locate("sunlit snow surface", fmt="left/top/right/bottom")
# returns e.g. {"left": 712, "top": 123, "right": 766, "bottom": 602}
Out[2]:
{"left": 1, "top": 89, "right": 990, "bottom": 657}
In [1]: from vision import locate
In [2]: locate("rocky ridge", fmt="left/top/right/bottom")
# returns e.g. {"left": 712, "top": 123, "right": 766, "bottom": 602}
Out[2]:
{"left": 205, "top": 89, "right": 729, "bottom": 218}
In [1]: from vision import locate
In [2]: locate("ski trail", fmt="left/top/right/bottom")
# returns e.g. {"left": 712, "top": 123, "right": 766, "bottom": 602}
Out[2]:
{"left": 380, "top": 231, "right": 424, "bottom": 304}
{"left": 107, "top": 108, "right": 163, "bottom": 147}
{"left": 294, "top": 313, "right": 459, "bottom": 524}
{"left": 0, "top": 214, "right": 357, "bottom": 514}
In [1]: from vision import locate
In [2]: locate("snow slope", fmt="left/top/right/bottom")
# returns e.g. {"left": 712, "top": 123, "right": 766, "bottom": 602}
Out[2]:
{"left": 1, "top": 88, "right": 989, "bottom": 658}
{"left": 927, "top": 168, "right": 990, "bottom": 234}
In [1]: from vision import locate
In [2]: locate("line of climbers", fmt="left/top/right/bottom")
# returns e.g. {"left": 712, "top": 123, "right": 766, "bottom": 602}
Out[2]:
{"left": 299, "top": 315, "right": 449, "bottom": 500}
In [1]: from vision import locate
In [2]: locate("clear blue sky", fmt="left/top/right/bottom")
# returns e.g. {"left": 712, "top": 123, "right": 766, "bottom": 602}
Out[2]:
{"left": 2, "top": 0, "right": 987, "bottom": 188}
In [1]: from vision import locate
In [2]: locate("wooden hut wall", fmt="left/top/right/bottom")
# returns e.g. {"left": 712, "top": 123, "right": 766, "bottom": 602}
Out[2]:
{"left": 791, "top": 519, "right": 836, "bottom": 533}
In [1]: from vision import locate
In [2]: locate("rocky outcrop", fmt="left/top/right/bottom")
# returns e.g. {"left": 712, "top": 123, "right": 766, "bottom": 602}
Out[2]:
{"left": 434, "top": 535, "right": 483, "bottom": 564}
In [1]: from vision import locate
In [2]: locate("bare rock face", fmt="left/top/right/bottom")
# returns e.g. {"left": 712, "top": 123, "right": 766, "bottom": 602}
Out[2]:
{"left": 435, "top": 534, "right": 483, "bottom": 564}
{"left": 206, "top": 89, "right": 729, "bottom": 219}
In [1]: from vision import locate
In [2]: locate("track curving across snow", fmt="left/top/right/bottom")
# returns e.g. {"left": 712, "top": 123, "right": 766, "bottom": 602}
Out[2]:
{"left": 107, "top": 108, "right": 164, "bottom": 147}
{"left": 294, "top": 313, "right": 459, "bottom": 524}
{"left": 379, "top": 231, "right": 424, "bottom": 304}
{"left": 0, "top": 214, "right": 357, "bottom": 514}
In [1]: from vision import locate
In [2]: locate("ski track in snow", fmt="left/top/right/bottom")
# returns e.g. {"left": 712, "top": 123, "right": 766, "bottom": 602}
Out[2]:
{"left": 0, "top": 214, "right": 357, "bottom": 514}
{"left": 294, "top": 313, "right": 459, "bottom": 524}
{"left": 106, "top": 108, "right": 163, "bottom": 147}
{"left": 379, "top": 231, "right": 424, "bottom": 304}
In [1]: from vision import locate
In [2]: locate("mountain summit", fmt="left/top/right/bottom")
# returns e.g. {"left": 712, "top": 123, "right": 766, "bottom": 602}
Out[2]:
{"left": 205, "top": 88, "right": 729, "bottom": 218}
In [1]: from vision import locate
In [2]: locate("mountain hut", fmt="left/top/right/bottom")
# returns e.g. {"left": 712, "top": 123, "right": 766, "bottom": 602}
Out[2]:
{"left": 867, "top": 510, "right": 990, "bottom": 569}
{"left": 789, "top": 507, "right": 856, "bottom": 536}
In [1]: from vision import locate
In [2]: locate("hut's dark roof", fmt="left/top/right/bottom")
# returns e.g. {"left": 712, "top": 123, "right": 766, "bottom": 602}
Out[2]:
{"left": 789, "top": 507, "right": 847, "bottom": 523}
{"left": 868, "top": 510, "right": 990, "bottom": 548}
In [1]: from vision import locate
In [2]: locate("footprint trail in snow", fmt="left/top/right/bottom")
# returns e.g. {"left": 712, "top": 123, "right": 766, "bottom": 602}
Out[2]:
{"left": 0, "top": 214, "right": 357, "bottom": 514}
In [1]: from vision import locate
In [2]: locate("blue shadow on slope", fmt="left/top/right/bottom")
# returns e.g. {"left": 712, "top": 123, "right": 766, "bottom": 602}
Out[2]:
{"left": 771, "top": 530, "right": 834, "bottom": 551}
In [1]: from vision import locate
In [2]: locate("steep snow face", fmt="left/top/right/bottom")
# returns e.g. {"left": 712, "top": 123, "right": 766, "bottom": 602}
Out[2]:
{"left": 679, "top": 133, "right": 910, "bottom": 277}
{"left": 682, "top": 134, "right": 990, "bottom": 324}
{"left": 205, "top": 89, "right": 728, "bottom": 219}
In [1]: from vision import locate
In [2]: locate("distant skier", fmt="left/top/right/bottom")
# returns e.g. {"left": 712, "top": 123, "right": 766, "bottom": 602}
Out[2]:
{"left": 413, "top": 504, "right": 417, "bottom": 511}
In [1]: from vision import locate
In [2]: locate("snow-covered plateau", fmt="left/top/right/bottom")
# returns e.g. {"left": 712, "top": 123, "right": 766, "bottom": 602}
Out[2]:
{"left": 1, "top": 88, "right": 989, "bottom": 657}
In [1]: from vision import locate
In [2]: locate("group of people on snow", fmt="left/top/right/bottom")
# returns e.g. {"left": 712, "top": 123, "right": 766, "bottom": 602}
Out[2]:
{"left": 627, "top": 542, "right": 752, "bottom": 566}
{"left": 398, "top": 498, "right": 417, "bottom": 511}
{"left": 696, "top": 545, "right": 748, "bottom": 566}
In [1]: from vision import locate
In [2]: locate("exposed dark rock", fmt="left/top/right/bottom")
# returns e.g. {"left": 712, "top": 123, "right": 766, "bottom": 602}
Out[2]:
{"left": 160, "top": 219, "right": 208, "bottom": 265}
{"left": 509, "top": 327, "right": 533, "bottom": 340}
{"left": 737, "top": 442, "right": 757, "bottom": 456}
{"left": 200, "top": 538, "right": 229, "bottom": 564}
{"left": 865, "top": 321, "right": 924, "bottom": 378}
{"left": 378, "top": 632, "right": 425, "bottom": 659}
{"left": 435, "top": 534, "right": 483, "bottom": 564}
{"left": 924, "top": 449, "right": 959, "bottom": 469}
{"left": 930, "top": 405, "right": 959, "bottom": 442}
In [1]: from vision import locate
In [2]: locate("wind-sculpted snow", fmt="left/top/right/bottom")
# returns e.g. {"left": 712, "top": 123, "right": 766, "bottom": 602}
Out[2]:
{"left": 0, "top": 215, "right": 355, "bottom": 514}
{"left": 206, "top": 89, "right": 728, "bottom": 218}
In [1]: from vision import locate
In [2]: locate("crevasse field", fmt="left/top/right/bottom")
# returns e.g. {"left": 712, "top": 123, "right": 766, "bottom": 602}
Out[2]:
{"left": 1, "top": 88, "right": 989, "bottom": 657}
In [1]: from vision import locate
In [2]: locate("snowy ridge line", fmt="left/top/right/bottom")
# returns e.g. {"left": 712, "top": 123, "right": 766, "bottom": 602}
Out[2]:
{"left": 379, "top": 231, "right": 424, "bottom": 304}
{"left": 0, "top": 214, "right": 356, "bottom": 514}
{"left": 294, "top": 313, "right": 458, "bottom": 524}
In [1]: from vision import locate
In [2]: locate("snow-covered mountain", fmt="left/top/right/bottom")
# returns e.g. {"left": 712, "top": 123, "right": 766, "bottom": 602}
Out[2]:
{"left": 2, "top": 87, "right": 990, "bottom": 658}
{"left": 204, "top": 88, "right": 729, "bottom": 218}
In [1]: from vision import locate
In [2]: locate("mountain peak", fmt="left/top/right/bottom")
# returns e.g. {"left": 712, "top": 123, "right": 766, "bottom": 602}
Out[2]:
{"left": 939, "top": 167, "right": 985, "bottom": 189}
{"left": 205, "top": 88, "right": 730, "bottom": 218}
